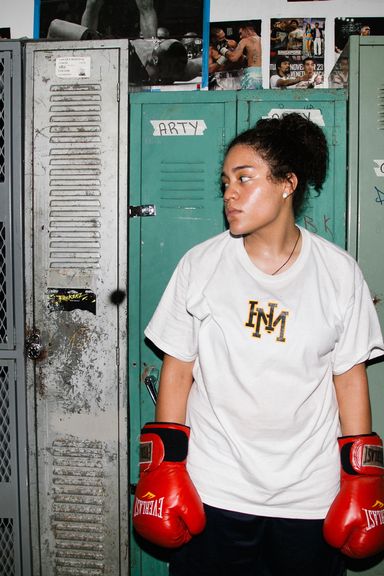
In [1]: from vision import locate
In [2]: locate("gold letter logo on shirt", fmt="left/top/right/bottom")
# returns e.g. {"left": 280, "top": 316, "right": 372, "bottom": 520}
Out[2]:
{"left": 245, "top": 300, "right": 289, "bottom": 342}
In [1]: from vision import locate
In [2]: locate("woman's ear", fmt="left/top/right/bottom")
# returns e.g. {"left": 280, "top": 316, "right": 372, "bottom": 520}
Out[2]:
{"left": 285, "top": 172, "right": 298, "bottom": 196}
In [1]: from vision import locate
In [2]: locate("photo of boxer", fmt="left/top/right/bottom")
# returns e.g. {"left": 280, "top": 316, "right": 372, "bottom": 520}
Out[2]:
{"left": 39, "top": 0, "right": 203, "bottom": 87}
{"left": 209, "top": 20, "right": 262, "bottom": 91}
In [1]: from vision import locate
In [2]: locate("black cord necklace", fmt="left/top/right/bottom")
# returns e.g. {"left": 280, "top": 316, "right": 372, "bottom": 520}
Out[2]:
{"left": 271, "top": 227, "right": 301, "bottom": 275}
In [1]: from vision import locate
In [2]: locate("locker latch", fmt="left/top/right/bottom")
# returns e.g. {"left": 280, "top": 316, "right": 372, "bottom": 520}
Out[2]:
{"left": 129, "top": 204, "right": 156, "bottom": 218}
{"left": 144, "top": 375, "right": 158, "bottom": 405}
{"left": 26, "top": 330, "right": 43, "bottom": 360}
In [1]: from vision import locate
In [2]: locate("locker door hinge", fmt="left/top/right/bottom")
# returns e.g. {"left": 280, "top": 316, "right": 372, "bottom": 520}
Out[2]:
{"left": 129, "top": 204, "right": 156, "bottom": 218}
{"left": 117, "top": 82, "right": 120, "bottom": 102}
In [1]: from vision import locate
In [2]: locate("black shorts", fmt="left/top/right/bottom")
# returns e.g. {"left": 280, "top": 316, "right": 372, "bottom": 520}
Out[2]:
{"left": 169, "top": 504, "right": 346, "bottom": 576}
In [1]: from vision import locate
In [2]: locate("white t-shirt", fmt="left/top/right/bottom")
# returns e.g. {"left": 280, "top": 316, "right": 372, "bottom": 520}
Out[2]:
{"left": 145, "top": 228, "right": 384, "bottom": 519}
{"left": 287, "top": 72, "right": 323, "bottom": 89}
{"left": 270, "top": 74, "right": 283, "bottom": 89}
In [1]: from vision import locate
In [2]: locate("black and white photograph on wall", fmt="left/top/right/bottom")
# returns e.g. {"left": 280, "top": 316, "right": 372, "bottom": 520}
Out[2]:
{"left": 270, "top": 17, "right": 325, "bottom": 89}
{"left": 328, "top": 52, "right": 349, "bottom": 90}
{"left": 0, "top": 28, "right": 11, "bottom": 39}
{"left": 334, "top": 17, "right": 384, "bottom": 61}
{"left": 208, "top": 20, "right": 262, "bottom": 91}
{"left": 37, "top": 0, "right": 204, "bottom": 89}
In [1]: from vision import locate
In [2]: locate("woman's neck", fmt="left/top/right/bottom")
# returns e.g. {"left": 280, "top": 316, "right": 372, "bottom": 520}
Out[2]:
{"left": 243, "top": 222, "right": 301, "bottom": 275}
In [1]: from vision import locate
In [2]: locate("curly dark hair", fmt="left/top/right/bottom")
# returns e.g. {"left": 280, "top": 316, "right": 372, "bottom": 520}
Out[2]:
{"left": 275, "top": 55, "right": 291, "bottom": 70}
{"left": 225, "top": 113, "right": 329, "bottom": 216}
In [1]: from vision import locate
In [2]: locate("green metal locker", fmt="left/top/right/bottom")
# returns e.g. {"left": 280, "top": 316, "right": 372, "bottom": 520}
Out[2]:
{"left": 128, "top": 91, "right": 238, "bottom": 576}
{"left": 128, "top": 89, "right": 347, "bottom": 575}
{"left": 345, "top": 35, "right": 384, "bottom": 576}
{"left": 237, "top": 89, "right": 347, "bottom": 248}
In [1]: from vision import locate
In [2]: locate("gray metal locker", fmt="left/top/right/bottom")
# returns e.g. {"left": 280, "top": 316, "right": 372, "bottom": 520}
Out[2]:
{"left": 24, "top": 40, "right": 129, "bottom": 576}
{"left": 345, "top": 35, "right": 384, "bottom": 576}
{"left": 0, "top": 41, "right": 31, "bottom": 576}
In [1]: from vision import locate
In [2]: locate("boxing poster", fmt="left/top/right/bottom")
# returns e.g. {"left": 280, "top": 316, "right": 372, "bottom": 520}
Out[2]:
{"left": 270, "top": 17, "right": 325, "bottom": 89}
{"left": 38, "top": 0, "right": 204, "bottom": 89}
{"left": 208, "top": 20, "right": 262, "bottom": 91}
{"left": 335, "top": 17, "right": 384, "bottom": 59}
{"left": 329, "top": 17, "right": 384, "bottom": 90}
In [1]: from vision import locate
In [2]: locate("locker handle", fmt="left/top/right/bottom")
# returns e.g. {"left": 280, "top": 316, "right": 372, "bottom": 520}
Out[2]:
{"left": 144, "top": 375, "right": 158, "bottom": 405}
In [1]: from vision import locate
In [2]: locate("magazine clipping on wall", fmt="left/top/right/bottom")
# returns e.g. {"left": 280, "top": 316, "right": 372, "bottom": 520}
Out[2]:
{"left": 334, "top": 16, "right": 384, "bottom": 58}
{"left": 270, "top": 17, "right": 325, "bottom": 90}
{"left": 330, "top": 17, "right": 384, "bottom": 90}
{"left": 37, "top": 0, "right": 204, "bottom": 90}
{"left": 208, "top": 20, "right": 262, "bottom": 90}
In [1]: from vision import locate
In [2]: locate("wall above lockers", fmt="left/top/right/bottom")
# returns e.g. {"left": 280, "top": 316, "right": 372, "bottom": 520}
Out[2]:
{"left": 2, "top": 0, "right": 384, "bottom": 83}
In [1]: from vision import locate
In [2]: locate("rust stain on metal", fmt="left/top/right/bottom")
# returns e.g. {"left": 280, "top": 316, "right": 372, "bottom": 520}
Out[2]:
{"left": 37, "top": 365, "right": 47, "bottom": 398}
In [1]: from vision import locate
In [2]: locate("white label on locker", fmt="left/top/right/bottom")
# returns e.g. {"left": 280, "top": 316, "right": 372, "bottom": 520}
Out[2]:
{"left": 150, "top": 120, "right": 207, "bottom": 136}
{"left": 373, "top": 160, "right": 384, "bottom": 177}
{"left": 265, "top": 109, "right": 325, "bottom": 126}
{"left": 55, "top": 57, "right": 91, "bottom": 78}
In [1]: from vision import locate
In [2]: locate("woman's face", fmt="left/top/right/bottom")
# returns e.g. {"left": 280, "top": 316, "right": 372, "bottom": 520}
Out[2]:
{"left": 221, "top": 144, "right": 290, "bottom": 237}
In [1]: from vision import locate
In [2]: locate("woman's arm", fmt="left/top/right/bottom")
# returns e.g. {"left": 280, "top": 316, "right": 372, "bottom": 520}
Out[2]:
{"left": 333, "top": 362, "right": 372, "bottom": 435}
{"left": 155, "top": 353, "right": 194, "bottom": 424}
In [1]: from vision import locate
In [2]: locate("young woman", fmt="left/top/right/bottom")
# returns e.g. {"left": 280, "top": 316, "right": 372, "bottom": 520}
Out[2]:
{"left": 303, "top": 22, "right": 313, "bottom": 56}
{"left": 133, "top": 114, "right": 384, "bottom": 576}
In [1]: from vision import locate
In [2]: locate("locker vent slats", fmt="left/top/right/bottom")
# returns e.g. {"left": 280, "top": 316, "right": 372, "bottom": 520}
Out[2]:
{"left": 48, "top": 84, "right": 102, "bottom": 269}
{"left": 159, "top": 161, "right": 206, "bottom": 214}
{"left": 378, "top": 86, "right": 384, "bottom": 130}
{"left": 52, "top": 439, "right": 105, "bottom": 574}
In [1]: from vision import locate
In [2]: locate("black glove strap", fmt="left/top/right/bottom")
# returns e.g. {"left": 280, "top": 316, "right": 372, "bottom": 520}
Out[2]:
{"left": 340, "top": 442, "right": 358, "bottom": 475}
{"left": 143, "top": 426, "right": 188, "bottom": 462}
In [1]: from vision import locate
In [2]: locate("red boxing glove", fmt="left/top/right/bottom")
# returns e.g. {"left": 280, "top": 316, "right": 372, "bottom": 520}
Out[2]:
{"left": 132, "top": 422, "right": 206, "bottom": 548}
{"left": 323, "top": 433, "right": 384, "bottom": 559}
